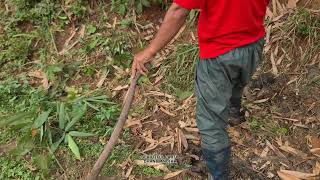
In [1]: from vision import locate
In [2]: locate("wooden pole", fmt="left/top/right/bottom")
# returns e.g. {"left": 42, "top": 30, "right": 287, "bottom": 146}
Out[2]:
{"left": 86, "top": 74, "right": 140, "bottom": 180}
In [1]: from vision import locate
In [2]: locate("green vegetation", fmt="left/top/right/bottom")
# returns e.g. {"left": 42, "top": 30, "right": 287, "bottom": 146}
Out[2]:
{"left": 0, "top": 0, "right": 131, "bottom": 178}
{"left": 0, "top": 0, "right": 180, "bottom": 178}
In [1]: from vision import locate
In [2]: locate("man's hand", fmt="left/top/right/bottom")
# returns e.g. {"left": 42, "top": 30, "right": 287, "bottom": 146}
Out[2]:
{"left": 131, "top": 48, "right": 155, "bottom": 78}
{"left": 130, "top": 3, "right": 189, "bottom": 79}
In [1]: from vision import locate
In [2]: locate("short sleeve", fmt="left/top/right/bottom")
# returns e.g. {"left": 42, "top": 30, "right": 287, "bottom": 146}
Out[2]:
{"left": 174, "top": 0, "right": 200, "bottom": 10}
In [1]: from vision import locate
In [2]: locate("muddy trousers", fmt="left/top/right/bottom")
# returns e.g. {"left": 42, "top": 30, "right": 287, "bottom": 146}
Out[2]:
{"left": 195, "top": 39, "right": 265, "bottom": 179}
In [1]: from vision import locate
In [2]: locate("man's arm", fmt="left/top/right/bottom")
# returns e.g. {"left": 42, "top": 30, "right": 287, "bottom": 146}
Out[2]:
{"left": 131, "top": 3, "right": 190, "bottom": 78}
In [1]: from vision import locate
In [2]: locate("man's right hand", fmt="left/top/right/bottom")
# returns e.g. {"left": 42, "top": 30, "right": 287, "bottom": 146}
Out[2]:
{"left": 131, "top": 48, "right": 155, "bottom": 79}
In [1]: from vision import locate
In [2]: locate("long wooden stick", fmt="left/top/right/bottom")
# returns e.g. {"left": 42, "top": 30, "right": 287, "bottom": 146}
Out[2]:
{"left": 86, "top": 74, "right": 140, "bottom": 180}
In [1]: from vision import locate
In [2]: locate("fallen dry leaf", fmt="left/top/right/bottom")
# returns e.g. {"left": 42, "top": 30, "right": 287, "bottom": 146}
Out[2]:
{"left": 266, "top": 7, "right": 274, "bottom": 18}
{"left": 125, "top": 119, "right": 142, "bottom": 128}
{"left": 125, "top": 166, "right": 133, "bottom": 178}
{"left": 159, "top": 136, "right": 174, "bottom": 144}
{"left": 28, "top": 70, "right": 50, "bottom": 90}
{"left": 272, "top": 0, "right": 278, "bottom": 16}
{"left": 163, "top": 170, "right": 184, "bottom": 179}
{"left": 176, "top": 128, "right": 182, "bottom": 153}
{"left": 178, "top": 121, "right": 187, "bottom": 128}
{"left": 278, "top": 171, "right": 300, "bottom": 180}
{"left": 179, "top": 129, "right": 188, "bottom": 150}
{"left": 153, "top": 75, "right": 164, "bottom": 84}
{"left": 310, "top": 136, "right": 320, "bottom": 148}
{"left": 253, "top": 98, "right": 270, "bottom": 104}
{"left": 96, "top": 73, "right": 107, "bottom": 88}
{"left": 287, "top": 0, "right": 299, "bottom": 9}
{"left": 145, "top": 91, "right": 173, "bottom": 99}
{"left": 134, "top": 160, "right": 145, "bottom": 166}
{"left": 279, "top": 144, "right": 308, "bottom": 158}
{"left": 184, "top": 127, "right": 199, "bottom": 133}
{"left": 313, "top": 162, "right": 320, "bottom": 175}
{"left": 260, "top": 146, "right": 270, "bottom": 158}
{"left": 279, "top": 169, "right": 318, "bottom": 179}
{"left": 266, "top": 140, "right": 287, "bottom": 159}
{"left": 31, "top": 129, "right": 38, "bottom": 137}
{"left": 310, "top": 148, "right": 320, "bottom": 157}
{"left": 160, "top": 107, "right": 176, "bottom": 117}
{"left": 153, "top": 164, "right": 170, "bottom": 173}
{"left": 270, "top": 52, "right": 279, "bottom": 75}
{"left": 113, "top": 85, "right": 129, "bottom": 91}
{"left": 58, "top": 25, "right": 85, "bottom": 55}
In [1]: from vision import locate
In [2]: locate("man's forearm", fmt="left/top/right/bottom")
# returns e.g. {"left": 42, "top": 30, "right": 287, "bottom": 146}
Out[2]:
{"left": 146, "top": 4, "right": 190, "bottom": 56}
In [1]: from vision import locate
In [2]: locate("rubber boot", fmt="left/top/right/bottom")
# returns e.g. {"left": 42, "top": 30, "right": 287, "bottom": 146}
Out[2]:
{"left": 202, "top": 147, "right": 231, "bottom": 180}
{"left": 228, "top": 98, "right": 246, "bottom": 127}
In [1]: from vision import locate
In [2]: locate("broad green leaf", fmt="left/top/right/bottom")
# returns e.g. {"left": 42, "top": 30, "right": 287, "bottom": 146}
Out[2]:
{"left": 69, "top": 131, "right": 95, "bottom": 137}
{"left": 85, "top": 99, "right": 114, "bottom": 104}
{"left": 136, "top": 3, "right": 143, "bottom": 14}
{"left": 15, "top": 135, "right": 34, "bottom": 156}
{"left": 138, "top": 76, "right": 149, "bottom": 85}
{"left": 86, "top": 24, "right": 97, "bottom": 35}
{"left": 86, "top": 95, "right": 108, "bottom": 100}
{"left": 119, "top": 4, "right": 126, "bottom": 16}
{"left": 0, "top": 111, "right": 34, "bottom": 127}
{"left": 176, "top": 89, "right": 193, "bottom": 100}
{"left": 65, "top": 104, "right": 87, "bottom": 131}
{"left": 58, "top": 16, "right": 68, "bottom": 20}
{"left": 85, "top": 96, "right": 114, "bottom": 104}
{"left": 67, "top": 134, "right": 81, "bottom": 159}
{"left": 142, "top": 0, "right": 151, "bottom": 7}
{"left": 88, "top": 39, "right": 99, "bottom": 50}
{"left": 50, "top": 135, "right": 65, "bottom": 153}
{"left": 33, "top": 110, "right": 51, "bottom": 129}
{"left": 58, "top": 103, "right": 66, "bottom": 129}
{"left": 84, "top": 101, "right": 99, "bottom": 111}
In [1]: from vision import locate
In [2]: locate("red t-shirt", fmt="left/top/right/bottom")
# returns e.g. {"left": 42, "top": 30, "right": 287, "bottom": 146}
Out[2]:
{"left": 174, "top": 0, "right": 269, "bottom": 59}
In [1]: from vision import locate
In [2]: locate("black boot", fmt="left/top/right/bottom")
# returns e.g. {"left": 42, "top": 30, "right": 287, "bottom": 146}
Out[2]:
{"left": 228, "top": 98, "right": 246, "bottom": 127}
{"left": 202, "top": 147, "right": 231, "bottom": 180}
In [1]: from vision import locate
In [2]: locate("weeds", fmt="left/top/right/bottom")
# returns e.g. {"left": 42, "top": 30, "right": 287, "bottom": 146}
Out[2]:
{"left": 281, "top": 9, "right": 320, "bottom": 65}
{"left": 0, "top": 155, "right": 38, "bottom": 180}
{"left": 164, "top": 43, "right": 199, "bottom": 93}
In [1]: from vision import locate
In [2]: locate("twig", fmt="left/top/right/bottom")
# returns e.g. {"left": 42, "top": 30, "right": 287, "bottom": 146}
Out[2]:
{"left": 273, "top": 116, "right": 299, "bottom": 122}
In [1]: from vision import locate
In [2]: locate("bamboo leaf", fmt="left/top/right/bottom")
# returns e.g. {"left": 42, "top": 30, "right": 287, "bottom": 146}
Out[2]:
{"left": 84, "top": 101, "right": 100, "bottom": 111}
{"left": 50, "top": 135, "right": 65, "bottom": 153}
{"left": 69, "top": 131, "right": 95, "bottom": 137}
{"left": 0, "top": 111, "right": 34, "bottom": 127}
{"left": 58, "top": 102, "right": 66, "bottom": 129}
{"left": 33, "top": 110, "right": 51, "bottom": 129}
{"left": 67, "top": 134, "right": 81, "bottom": 159}
{"left": 65, "top": 104, "right": 86, "bottom": 131}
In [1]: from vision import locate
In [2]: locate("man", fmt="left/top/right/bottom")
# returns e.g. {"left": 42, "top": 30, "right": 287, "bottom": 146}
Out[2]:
{"left": 131, "top": 0, "right": 269, "bottom": 179}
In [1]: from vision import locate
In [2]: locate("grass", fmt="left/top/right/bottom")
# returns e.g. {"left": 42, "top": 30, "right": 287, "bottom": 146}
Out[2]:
{"left": 247, "top": 114, "right": 291, "bottom": 139}
{"left": 0, "top": 1, "right": 170, "bottom": 178}
{"left": 0, "top": 156, "right": 38, "bottom": 180}
{"left": 0, "top": 0, "right": 130, "bottom": 178}
{"left": 162, "top": 43, "right": 199, "bottom": 95}
{"left": 134, "top": 166, "right": 165, "bottom": 177}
